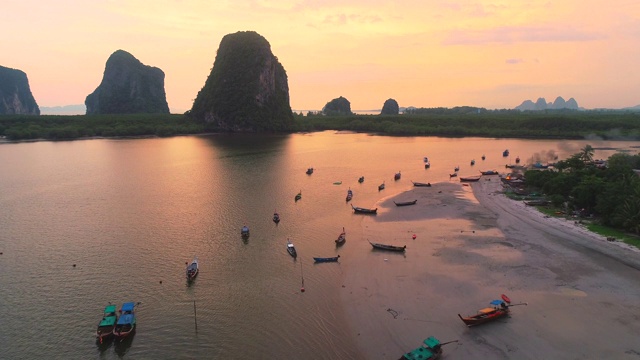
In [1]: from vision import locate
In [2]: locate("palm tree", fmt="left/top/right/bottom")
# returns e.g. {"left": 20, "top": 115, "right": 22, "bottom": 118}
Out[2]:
{"left": 579, "top": 144, "right": 595, "bottom": 163}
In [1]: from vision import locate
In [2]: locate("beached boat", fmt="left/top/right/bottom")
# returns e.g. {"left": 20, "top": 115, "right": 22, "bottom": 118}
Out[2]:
{"left": 394, "top": 171, "right": 401, "bottom": 180}
{"left": 306, "top": 167, "right": 314, "bottom": 175}
{"left": 503, "top": 149, "right": 509, "bottom": 157}
{"left": 186, "top": 256, "right": 198, "bottom": 281}
{"left": 273, "top": 211, "right": 280, "bottom": 224}
{"left": 352, "top": 205, "right": 377, "bottom": 214}
{"left": 358, "top": 176, "right": 364, "bottom": 183}
{"left": 96, "top": 304, "right": 118, "bottom": 342}
{"left": 378, "top": 182, "right": 385, "bottom": 191}
{"left": 523, "top": 200, "right": 549, "bottom": 206}
{"left": 480, "top": 170, "right": 499, "bottom": 175}
{"left": 241, "top": 226, "right": 250, "bottom": 237}
{"left": 346, "top": 188, "right": 353, "bottom": 202}
{"left": 286, "top": 239, "right": 297, "bottom": 258}
{"left": 369, "top": 240, "right": 406, "bottom": 252}
{"left": 295, "top": 191, "right": 302, "bottom": 202}
{"left": 394, "top": 199, "right": 417, "bottom": 206}
{"left": 113, "top": 302, "right": 136, "bottom": 338}
{"left": 460, "top": 176, "right": 481, "bottom": 182}
{"left": 412, "top": 181, "right": 431, "bottom": 187}
{"left": 458, "top": 294, "right": 527, "bottom": 327}
{"left": 313, "top": 255, "right": 340, "bottom": 263}
{"left": 398, "top": 336, "right": 458, "bottom": 360}
{"left": 335, "top": 227, "right": 346, "bottom": 245}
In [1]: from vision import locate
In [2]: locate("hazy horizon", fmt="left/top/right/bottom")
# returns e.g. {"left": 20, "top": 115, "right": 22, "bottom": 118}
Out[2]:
{"left": 4, "top": 1, "right": 639, "bottom": 112}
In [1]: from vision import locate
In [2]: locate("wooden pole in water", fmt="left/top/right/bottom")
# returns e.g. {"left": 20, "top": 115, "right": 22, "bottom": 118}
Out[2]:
{"left": 194, "top": 300, "right": 198, "bottom": 332}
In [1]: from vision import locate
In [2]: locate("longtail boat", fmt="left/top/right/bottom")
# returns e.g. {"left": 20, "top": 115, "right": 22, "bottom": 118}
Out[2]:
{"left": 378, "top": 182, "right": 385, "bottom": 191}
{"left": 412, "top": 181, "right": 431, "bottom": 187}
{"left": 286, "top": 239, "right": 297, "bottom": 258}
{"left": 346, "top": 188, "right": 353, "bottom": 202}
{"left": 335, "top": 227, "right": 346, "bottom": 246}
{"left": 459, "top": 176, "right": 481, "bottom": 182}
{"left": 273, "top": 210, "right": 280, "bottom": 224}
{"left": 313, "top": 255, "right": 340, "bottom": 263}
{"left": 352, "top": 205, "right": 377, "bottom": 214}
{"left": 369, "top": 240, "right": 406, "bottom": 252}
{"left": 96, "top": 304, "right": 117, "bottom": 342}
{"left": 398, "top": 336, "right": 458, "bottom": 360}
{"left": 458, "top": 294, "right": 527, "bottom": 327}
{"left": 294, "top": 191, "right": 302, "bottom": 202}
{"left": 480, "top": 170, "right": 499, "bottom": 175}
{"left": 113, "top": 302, "right": 137, "bottom": 338}
{"left": 393, "top": 199, "right": 417, "bottom": 206}
{"left": 186, "top": 256, "right": 198, "bottom": 281}
{"left": 394, "top": 171, "right": 401, "bottom": 180}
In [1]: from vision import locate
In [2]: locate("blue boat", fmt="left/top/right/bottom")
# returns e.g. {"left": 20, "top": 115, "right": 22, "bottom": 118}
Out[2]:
{"left": 313, "top": 255, "right": 340, "bottom": 263}
{"left": 113, "top": 302, "right": 136, "bottom": 338}
{"left": 503, "top": 149, "right": 509, "bottom": 157}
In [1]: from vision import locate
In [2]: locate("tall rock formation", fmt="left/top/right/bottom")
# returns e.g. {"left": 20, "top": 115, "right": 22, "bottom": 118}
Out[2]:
{"left": 189, "top": 31, "right": 294, "bottom": 132}
{"left": 322, "top": 96, "right": 353, "bottom": 116}
{"left": 85, "top": 50, "right": 169, "bottom": 114}
{"left": 0, "top": 65, "right": 40, "bottom": 115}
{"left": 380, "top": 98, "right": 399, "bottom": 115}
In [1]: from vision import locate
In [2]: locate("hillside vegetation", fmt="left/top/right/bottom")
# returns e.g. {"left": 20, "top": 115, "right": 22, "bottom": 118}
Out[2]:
{"left": 1, "top": 111, "right": 639, "bottom": 141}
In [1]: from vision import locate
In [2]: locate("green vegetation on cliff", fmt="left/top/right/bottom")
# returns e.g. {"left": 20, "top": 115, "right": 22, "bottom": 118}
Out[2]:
{"left": 189, "top": 31, "right": 294, "bottom": 132}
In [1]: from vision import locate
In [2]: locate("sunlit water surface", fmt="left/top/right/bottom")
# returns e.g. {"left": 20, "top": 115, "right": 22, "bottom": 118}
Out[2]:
{"left": 0, "top": 131, "right": 637, "bottom": 359}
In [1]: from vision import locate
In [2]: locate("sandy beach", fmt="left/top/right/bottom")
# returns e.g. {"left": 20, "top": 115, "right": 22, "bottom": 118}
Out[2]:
{"left": 342, "top": 178, "right": 640, "bottom": 359}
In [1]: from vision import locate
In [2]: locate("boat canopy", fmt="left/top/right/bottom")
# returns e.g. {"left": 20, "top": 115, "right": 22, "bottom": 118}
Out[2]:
{"left": 423, "top": 336, "right": 440, "bottom": 349}
{"left": 104, "top": 305, "right": 117, "bottom": 314}
{"left": 117, "top": 313, "right": 135, "bottom": 325}
{"left": 490, "top": 300, "right": 504, "bottom": 306}
{"left": 121, "top": 302, "right": 135, "bottom": 312}
{"left": 98, "top": 316, "right": 117, "bottom": 327}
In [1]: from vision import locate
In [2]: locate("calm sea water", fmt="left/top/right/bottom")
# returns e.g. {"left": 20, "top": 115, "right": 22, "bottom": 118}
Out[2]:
{"left": 0, "top": 132, "right": 637, "bottom": 359}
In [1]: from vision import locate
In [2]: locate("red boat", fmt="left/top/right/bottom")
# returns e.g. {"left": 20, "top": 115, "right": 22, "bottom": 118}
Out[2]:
{"left": 458, "top": 294, "right": 526, "bottom": 327}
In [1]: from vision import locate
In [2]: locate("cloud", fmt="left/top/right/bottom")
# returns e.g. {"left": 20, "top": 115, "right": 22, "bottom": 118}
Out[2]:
{"left": 320, "top": 13, "right": 383, "bottom": 25}
{"left": 443, "top": 25, "right": 605, "bottom": 45}
{"left": 505, "top": 58, "right": 524, "bottom": 64}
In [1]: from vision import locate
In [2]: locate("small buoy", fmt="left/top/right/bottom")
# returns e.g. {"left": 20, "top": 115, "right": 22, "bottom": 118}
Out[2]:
{"left": 159, "top": 280, "right": 163, "bottom": 284}
{"left": 0, "top": 252, "right": 3, "bottom": 255}
{"left": 301, "top": 287, "right": 305, "bottom": 292}
{"left": 412, "top": 234, "right": 417, "bottom": 239}
{"left": 72, "top": 264, "right": 76, "bottom": 267}
{"left": 384, "top": 258, "right": 388, "bottom": 261}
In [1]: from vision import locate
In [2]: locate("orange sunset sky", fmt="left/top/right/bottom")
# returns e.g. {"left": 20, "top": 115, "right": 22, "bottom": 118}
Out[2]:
{"left": 2, "top": 0, "right": 639, "bottom": 113}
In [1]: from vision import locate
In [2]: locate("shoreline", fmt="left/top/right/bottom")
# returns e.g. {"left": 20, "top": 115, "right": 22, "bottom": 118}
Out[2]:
{"left": 342, "top": 179, "right": 640, "bottom": 359}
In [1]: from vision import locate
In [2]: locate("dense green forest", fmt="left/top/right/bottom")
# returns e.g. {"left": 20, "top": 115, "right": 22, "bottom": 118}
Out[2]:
{"left": 522, "top": 146, "right": 640, "bottom": 238}
{"left": 1, "top": 111, "right": 639, "bottom": 141}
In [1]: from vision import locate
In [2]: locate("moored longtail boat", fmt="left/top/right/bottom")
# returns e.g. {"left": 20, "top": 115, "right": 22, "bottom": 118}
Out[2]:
{"left": 459, "top": 176, "right": 481, "bottom": 182}
{"left": 313, "top": 255, "right": 340, "bottom": 263}
{"left": 352, "top": 205, "right": 378, "bottom": 214}
{"left": 346, "top": 188, "right": 353, "bottom": 202}
{"left": 368, "top": 240, "right": 406, "bottom": 252}
{"left": 113, "top": 302, "right": 137, "bottom": 338}
{"left": 412, "top": 181, "right": 431, "bottom": 187}
{"left": 273, "top": 210, "right": 280, "bottom": 224}
{"left": 186, "top": 256, "right": 199, "bottom": 281}
{"left": 458, "top": 294, "right": 527, "bottom": 327}
{"left": 393, "top": 199, "right": 417, "bottom": 206}
{"left": 398, "top": 336, "right": 458, "bottom": 360}
{"left": 335, "top": 227, "right": 346, "bottom": 245}
{"left": 286, "top": 239, "right": 297, "bottom": 258}
{"left": 96, "top": 304, "right": 117, "bottom": 342}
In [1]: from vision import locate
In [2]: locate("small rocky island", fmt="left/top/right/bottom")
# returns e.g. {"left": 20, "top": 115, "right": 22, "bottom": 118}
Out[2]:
{"left": 189, "top": 31, "right": 294, "bottom": 132}
{"left": 322, "top": 96, "right": 353, "bottom": 116}
{"left": 85, "top": 50, "right": 169, "bottom": 115}
{"left": 380, "top": 98, "right": 399, "bottom": 115}
{"left": 0, "top": 65, "right": 40, "bottom": 115}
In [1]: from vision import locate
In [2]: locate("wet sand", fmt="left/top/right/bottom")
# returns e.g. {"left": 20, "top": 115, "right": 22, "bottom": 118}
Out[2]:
{"left": 342, "top": 179, "right": 640, "bottom": 359}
